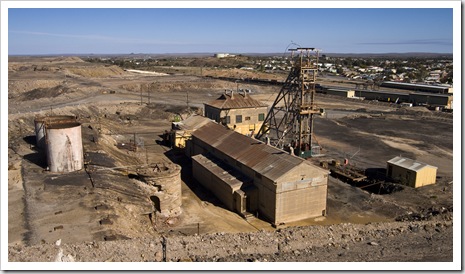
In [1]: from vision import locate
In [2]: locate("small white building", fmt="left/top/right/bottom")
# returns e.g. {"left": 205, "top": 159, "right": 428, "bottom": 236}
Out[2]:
{"left": 214, "top": 53, "right": 235, "bottom": 59}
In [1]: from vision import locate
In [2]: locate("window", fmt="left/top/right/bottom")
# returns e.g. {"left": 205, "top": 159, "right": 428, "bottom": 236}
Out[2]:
{"left": 236, "top": 115, "right": 242, "bottom": 123}
{"left": 258, "top": 113, "right": 265, "bottom": 121}
{"left": 225, "top": 116, "right": 230, "bottom": 124}
{"left": 245, "top": 116, "right": 251, "bottom": 121}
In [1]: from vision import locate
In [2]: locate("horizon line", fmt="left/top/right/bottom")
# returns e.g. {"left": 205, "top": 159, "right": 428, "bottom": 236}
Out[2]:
{"left": 9, "top": 51, "right": 453, "bottom": 56}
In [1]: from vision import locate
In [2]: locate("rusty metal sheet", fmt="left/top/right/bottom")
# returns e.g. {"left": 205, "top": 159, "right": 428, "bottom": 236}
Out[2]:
{"left": 192, "top": 122, "right": 232, "bottom": 147}
{"left": 193, "top": 121, "right": 328, "bottom": 182}
{"left": 214, "top": 132, "right": 257, "bottom": 159}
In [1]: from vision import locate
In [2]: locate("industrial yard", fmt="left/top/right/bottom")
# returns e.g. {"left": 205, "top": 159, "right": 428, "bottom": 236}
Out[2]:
{"left": 7, "top": 55, "right": 454, "bottom": 263}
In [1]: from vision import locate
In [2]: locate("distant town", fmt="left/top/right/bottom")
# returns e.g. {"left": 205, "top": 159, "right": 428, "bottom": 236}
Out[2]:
{"left": 85, "top": 52, "right": 453, "bottom": 86}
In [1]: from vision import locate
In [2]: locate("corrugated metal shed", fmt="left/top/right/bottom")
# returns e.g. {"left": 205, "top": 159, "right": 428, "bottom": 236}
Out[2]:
{"left": 205, "top": 92, "right": 268, "bottom": 110}
{"left": 387, "top": 156, "right": 436, "bottom": 172}
{"left": 172, "top": 115, "right": 213, "bottom": 131}
{"left": 192, "top": 153, "right": 250, "bottom": 190}
{"left": 192, "top": 122, "right": 236, "bottom": 148}
{"left": 192, "top": 122, "right": 326, "bottom": 182}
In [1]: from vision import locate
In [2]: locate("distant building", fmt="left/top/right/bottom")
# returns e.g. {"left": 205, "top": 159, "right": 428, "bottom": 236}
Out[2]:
{"left": 321, "top": 86, "right": 453, "bottom": 109}
{"left": 380, "top": 81, "right": 453, "bottom": 94}
{"left": 325, "top": 88, "right": 355, "bottom": 98}
{"left": 189, "top": 122, "right": 329, "bottom": 225}
{"left": 409, "top": 92, "right": 453, "bottom": 109}
{"left": 214, "top": 53, "right": 235, "bottom": 58}
{"left": 204, "top": 90, "right": 268, "bottom": 136}
{"left": 386, "top": 156, "right": 437, "bottom": 188}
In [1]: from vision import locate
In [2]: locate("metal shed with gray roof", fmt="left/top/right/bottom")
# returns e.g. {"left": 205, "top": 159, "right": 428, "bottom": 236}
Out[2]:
{"left": 386, "top": 156, "right": 437, "bottom": 188}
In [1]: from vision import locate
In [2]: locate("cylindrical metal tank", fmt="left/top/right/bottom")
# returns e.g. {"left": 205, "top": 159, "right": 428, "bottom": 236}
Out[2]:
{"left": 45, "top": 121, "right": 83, "bottom": 173}
{"left": 34, "top": 115, "right": 76, "bottom": 149}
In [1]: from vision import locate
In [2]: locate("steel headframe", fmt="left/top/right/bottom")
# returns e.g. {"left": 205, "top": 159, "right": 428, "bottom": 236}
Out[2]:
{"left": 255, "top": 47, "right": 320, "bottom": 158}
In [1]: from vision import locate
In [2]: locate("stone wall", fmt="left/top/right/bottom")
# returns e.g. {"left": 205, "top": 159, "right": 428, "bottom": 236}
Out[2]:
{"left": 137, "top": 163, "right": 182, "bottom": 218}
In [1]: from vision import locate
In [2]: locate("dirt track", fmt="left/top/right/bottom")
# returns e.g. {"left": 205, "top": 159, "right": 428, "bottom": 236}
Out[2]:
{"left": 7, "top": 57, "right": 455, "bottom": 267}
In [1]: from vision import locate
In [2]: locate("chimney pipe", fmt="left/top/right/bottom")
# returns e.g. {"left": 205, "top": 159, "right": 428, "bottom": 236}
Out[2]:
{"left": 266, "top": 137, "right": 270, "bottom": 145}
{"left": 289, "top": 146, "right": 295, "bottom": 156}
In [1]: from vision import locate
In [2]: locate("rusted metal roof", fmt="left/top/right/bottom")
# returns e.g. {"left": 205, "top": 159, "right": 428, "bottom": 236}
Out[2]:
{"left": 205, "top": 92, "right": 268, "bottom": 110}
{"left": 191, "top": 122, "right": 235, "bottom": 148}
{"left": 192, "top": 153, "right": 252, "bottom": 190}
{"left": 192, "top": 122, "right": 327, "bottom": 182}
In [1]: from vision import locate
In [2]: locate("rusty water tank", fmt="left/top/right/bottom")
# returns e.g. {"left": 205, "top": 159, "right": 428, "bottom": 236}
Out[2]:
{"left": 45, "top": 121, "right": 83, "bottom": 173}
{"left": 34, "top": 115, "right": 76, "bottom": 149}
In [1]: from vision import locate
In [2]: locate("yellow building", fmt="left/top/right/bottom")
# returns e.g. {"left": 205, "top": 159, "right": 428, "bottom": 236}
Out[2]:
{"left": 169, "top": 115, "right": 213, "bottom": 149}
{"left": 204, "top": 90, "right": 268, "bottom": 136}
{"left": 386, "top": 156, "right": 437, "bottom": 188}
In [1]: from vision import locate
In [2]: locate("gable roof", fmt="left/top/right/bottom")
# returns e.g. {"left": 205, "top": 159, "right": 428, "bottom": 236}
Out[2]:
{"left": 387, "top": 156, "right": 437, "bottom": 172}
{"left": 191, "top": 122, "right": 328, "bottom": 182}
{"left": 192, "top": 153, "right": 252, "bottom": 190}
{"left": 205, "top": 92, "right": 268, "bottom": 110}
{"left": 172, "top": 115, "right": 213, "bottom": 131}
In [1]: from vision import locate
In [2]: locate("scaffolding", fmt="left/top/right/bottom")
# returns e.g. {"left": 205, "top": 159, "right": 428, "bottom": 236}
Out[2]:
{"left": 256, "top": 47, "right": 322, "bottom": 158}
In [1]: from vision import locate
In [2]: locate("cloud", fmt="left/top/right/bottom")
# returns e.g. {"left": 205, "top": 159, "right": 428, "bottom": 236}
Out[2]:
{"left": 358, "top": 39, "right": 452, "bottom": 46}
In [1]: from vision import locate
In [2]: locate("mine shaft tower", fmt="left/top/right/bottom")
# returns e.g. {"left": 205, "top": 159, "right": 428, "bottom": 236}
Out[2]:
{"left": 256, "top": 47, "right": 321, "bottom": 158}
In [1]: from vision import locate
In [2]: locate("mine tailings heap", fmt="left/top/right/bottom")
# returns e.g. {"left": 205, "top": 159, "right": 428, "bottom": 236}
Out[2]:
{"left": 34, "top": 115, "right": 84, "bottom": 173}
{"left": 137, "top": 163, "right": 182, "bottom": 218}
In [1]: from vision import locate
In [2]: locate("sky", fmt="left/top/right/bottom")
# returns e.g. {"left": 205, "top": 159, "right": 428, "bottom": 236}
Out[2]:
{"left": 8, "top": 5, "right": 453, "bottom": 55}
{"left": 6, "top": 5, "right": 455, "bottom": 55}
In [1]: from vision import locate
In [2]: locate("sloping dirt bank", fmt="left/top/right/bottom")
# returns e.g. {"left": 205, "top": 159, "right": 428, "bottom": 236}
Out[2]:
{"left": 8, "top": 219, "right": 452, "bottom": 263}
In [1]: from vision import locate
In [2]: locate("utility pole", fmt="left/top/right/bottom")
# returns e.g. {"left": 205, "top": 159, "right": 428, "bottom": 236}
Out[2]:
{"left": 149, "top": 82, "right": 155, "bottom": 105}
{"left": 186, "top": 90, "right": 190, "bottom": 112}
{"left": 145, "top": 147, "right": 148, "bottom": 164}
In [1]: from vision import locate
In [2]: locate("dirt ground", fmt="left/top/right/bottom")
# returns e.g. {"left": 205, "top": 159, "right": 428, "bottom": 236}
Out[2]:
{"left": 6, "top": 57, "right": 455, "bottom": 267}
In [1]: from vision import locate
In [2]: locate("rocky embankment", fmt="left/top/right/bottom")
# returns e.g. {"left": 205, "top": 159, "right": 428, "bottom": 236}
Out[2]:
{"left": 8, "top": 219, "right": 453, "bottom": 263}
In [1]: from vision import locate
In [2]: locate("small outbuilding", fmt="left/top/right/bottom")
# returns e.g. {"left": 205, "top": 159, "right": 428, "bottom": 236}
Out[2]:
{"left": 386, "top": 156, "right": 437, "bottom": 188}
